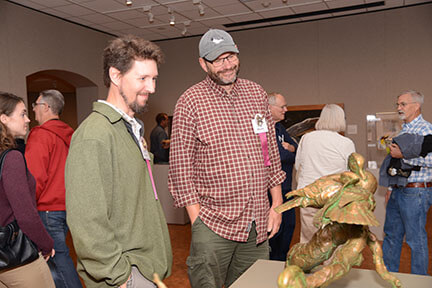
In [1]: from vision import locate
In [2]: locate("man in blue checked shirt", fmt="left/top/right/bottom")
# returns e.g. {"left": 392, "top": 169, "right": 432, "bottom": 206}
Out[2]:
{"left": 383, "top": 90, "right": 432, "bottom": 275}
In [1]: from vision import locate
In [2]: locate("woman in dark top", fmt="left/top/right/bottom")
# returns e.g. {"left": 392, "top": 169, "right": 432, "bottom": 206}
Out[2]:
{"left": 0, "top": 92, "right": 55, "bottom": 287}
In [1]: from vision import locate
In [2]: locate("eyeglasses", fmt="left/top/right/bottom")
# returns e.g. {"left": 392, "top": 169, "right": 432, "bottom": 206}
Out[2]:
{"left": 31, "top": 102, "right": 46, "bottom": 108}
{"left": 272, "top": 104, "right": 288, "bottom": 109}
{"left": 205, "top": 54, "right": 238, "bottom": 67}
{"left": 395, "top": 102, "right": 416, "bottom": 108}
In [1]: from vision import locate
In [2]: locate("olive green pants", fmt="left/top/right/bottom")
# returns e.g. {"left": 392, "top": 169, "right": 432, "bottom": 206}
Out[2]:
{"left": 187, "top": 217, "right": 269, "bottom": 288}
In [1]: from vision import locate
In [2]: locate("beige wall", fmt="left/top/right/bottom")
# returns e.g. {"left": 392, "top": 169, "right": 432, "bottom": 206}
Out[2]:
{"left": 2, "top": 1, "right": 432, "bottom": 159}
{"left": 0, "top": 1, "right": 111, "bottom": 109}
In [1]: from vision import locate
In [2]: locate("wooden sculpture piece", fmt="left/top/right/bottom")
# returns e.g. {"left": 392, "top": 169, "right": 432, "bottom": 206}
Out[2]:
{"left": 275, "top": 153, "right": 402, "bottom": 288}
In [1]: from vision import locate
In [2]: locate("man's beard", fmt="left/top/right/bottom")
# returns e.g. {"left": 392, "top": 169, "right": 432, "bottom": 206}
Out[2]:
{"left": 207, "top": 63, "right": 240, "bottom": 86}
{"left": 120, "top": 89, "right": 148, "bottom": 114}
{"left": 398, "top": 111, "right": 406, "bottom": 120}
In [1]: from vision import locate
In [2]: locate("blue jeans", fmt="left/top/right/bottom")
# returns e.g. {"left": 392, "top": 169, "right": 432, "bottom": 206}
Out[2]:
{"left": 382, "top": 186, "right": 432, "bottom": 275}
{"left": 39, "top": 211, "right": 83, "bottom": 288}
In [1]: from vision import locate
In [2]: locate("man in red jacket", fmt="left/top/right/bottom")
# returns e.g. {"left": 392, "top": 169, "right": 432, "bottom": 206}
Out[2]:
{"left": 26, "top": 89, "right": 82, "bottom": 288}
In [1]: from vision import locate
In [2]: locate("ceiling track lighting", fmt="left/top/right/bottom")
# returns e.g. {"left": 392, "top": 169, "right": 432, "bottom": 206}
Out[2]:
{"left": 282, "top": 0, "right": 288, "bottom": 3}
{"left": 198, "top": 4, "right": 205, "bottom": 16}
{"left": 181, "top": 27, "right": 187, "bottom": 36}
{"left": 169, "top": 14, "right": 175, "bottom": 26}
{"left": 168, "top": 7, "right": 175, "bottom": 26}
{"left": 143, "top": 6, "right": 154, "bottom": 23}
{"left": 125, "top": 0, "right": 132, "bottom": 6}
{"left": 148, "top": 11, "right": 154, "bottom": 23}
{"left": 193, "top": 0, "right": 205, "bottom": 16}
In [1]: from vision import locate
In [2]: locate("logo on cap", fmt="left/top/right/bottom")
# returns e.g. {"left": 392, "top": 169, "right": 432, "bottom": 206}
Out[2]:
{"left": 211, "top": 37, "right": 224, "bottom": 44}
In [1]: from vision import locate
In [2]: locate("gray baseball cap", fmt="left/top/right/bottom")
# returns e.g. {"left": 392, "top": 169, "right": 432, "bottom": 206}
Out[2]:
{"left": 199, "top": 29, "right": 239, "bottom": 61}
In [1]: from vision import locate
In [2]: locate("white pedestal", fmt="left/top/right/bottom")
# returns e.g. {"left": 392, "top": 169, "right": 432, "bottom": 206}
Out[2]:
{"left": 153, "top": 164, "right": 190, "bottom": 225}
{"left": 230, "top": 259, "right": 432, "bottom": 288}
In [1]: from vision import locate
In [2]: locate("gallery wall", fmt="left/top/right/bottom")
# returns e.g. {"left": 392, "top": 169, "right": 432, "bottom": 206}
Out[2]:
{"left": 2, "top": 1, "right": 432, "bottom": 160}
{"left": 0, "top": 1, "right": 112, "bottom": 123}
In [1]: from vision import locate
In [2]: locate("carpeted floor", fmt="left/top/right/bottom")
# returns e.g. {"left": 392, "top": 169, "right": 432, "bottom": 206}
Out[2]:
{"left": 68, "top": 207, "right": 432, "bottom": 287}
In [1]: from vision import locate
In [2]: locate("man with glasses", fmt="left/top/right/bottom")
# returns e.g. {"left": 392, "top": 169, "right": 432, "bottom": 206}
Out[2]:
{"left": 267, "top": 92, "right": 297, "bottom": 261}
{"left": 25, "top": 89, "right": 82, "bottom": 287}
{"left": 169, "top": 29, "right": 285, "bottom": 287}
{"left": 382, "top": 90, "right": 432, "bottom": 275}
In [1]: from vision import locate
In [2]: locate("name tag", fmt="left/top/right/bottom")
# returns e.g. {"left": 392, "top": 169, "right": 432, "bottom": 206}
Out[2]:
{"left": 252, "top": 114, "right": 268, "bottom": 134}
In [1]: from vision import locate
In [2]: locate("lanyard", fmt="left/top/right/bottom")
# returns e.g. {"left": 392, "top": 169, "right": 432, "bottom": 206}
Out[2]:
{"left": 145, "top": 159, "right": 158, "bottom": 200}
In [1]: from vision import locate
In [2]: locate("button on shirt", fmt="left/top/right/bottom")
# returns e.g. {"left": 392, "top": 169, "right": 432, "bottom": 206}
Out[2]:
{"left": 168, "top": 76, "right": 285, "bottom": 243}
{"left": 401, "top": 115, "right": 432, "bottom": 183}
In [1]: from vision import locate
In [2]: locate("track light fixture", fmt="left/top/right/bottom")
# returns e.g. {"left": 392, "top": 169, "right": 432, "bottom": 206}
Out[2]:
{"left": 168, "top": 7, "right": 175, "bottom": 26}
{"left": 148, "top": 11, "right": 154, "bottom": 23}
{"left": 143, "top": 6, "right": 154, "bottom": 23}
{"left": 193, "top": 0, "right": 205, "bottom": 16}
{"left": 181, "top": 27, "right": 187, "bottom": 36}
{"left": 198, "top": 4, "right": 205, "bottom": 16}
{"left": 125, "top": 0, "right": 132, "bottom": 6}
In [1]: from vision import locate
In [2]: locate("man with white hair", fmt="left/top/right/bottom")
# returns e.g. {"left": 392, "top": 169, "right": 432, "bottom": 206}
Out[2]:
{"left": 268, "top": 92, "right": 297, "bottom": 261}
{"left": 383, "top": 90, "right": 432, "bottom": 275}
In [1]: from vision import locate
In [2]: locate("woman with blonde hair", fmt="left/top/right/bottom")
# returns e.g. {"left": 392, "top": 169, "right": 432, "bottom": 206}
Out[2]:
{"left": 295, "top": 104, "right": 356, "bottom": 243}
{"left": 0, "top": 92, "right": 55, "bottom": 287}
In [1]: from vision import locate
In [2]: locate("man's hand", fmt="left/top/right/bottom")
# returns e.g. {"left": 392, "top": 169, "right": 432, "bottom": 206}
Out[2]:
{"left": 282, "top": 142, "right": 295, "bottom": 152}
{"left": 186, "top": 203, "right": 200, "bottom": 225}
{"left": 44, "top": 249, "right": 55, "bottom": 261}
{"left": 389, "top": 143, "right": 403, "bottom": 158}
{"left": 268, "top": 207, "right": 282, "bottom": 239}
{"left": 268, "top": 185, "right": 283, "bottom": 238}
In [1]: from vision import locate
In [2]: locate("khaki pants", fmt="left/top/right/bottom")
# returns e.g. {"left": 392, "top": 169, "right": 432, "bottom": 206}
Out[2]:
{"left": 300, "top": 207, "right": 319, "bottom": 243}
{"left": 187, "top": 217, "right": 269, "bottom": 288}
{"left": 0, "top": 255, "right": 55, "bottom": 288}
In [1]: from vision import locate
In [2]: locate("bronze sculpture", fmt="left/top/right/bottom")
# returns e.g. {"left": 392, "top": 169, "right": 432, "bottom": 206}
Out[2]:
{"left": 275, "top": 153, "right": 402, "bottom": 288}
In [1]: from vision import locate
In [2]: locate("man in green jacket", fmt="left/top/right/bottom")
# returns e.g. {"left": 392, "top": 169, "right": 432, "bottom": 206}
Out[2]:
{"left": 65, "top": 35, "right": 172, "bottom": 288}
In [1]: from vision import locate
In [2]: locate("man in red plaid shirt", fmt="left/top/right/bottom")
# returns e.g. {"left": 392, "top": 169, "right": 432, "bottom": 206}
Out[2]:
{"left": 168, "top": 29, "right": 285, "bottom": 287}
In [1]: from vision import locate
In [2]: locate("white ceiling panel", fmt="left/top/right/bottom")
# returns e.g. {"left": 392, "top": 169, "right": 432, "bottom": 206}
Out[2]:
{"left": 6, "top": 0, "right": 423, "bottom": 41}
{"left": 53, "top": 4, "right": 95, "bottom": 16}
{"left": 325, "top": 0, "right": 365, "bottom": 9}
{"left": 9, "top": 0, "right": 47, "bottom": 9}
{"left": 107, "top": 9, "right": 145, "bottom": 20}
{"left": 80, "top": 0, "right": 130, "bottom": 12}
{"left": 258, "top": 7, "right": 295, "bottom": 18}
{"left": 28, "top": 0, "right": 69, "bottom": 6}
{"left": 242, "top": 0, "right": 288, "bottom": 10}
{"left": 41, "top": 7, "right": 72, "bottom": 18}
{"left": 211, "top": 3, "right": 251, "bottom": 14}
{"left": 291, "top": 2, "right": 328, "bottom": 13}
{"left": 227, "top": 13, "right": 263, "bottom": 23}
{"left": 78, "top": 13, "right": 116, "bottom": 24}
{"left": 100, "top": 21, "right": 134, "bottom": 30}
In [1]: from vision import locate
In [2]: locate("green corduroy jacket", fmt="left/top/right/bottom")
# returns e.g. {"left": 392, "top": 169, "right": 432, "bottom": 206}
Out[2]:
{"left": 65, "top": 102, "right": 172, "bottom": 287}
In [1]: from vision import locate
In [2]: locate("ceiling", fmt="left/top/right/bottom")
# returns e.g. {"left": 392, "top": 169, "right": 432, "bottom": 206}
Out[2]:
{"left": 7, "top": 0, "right": 431, "bottom": 41}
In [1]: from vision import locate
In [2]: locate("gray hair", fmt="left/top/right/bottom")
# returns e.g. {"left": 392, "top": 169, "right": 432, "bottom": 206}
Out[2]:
{"left": 268, "top": 92, "right": 281, "bottom": 105}
{"left": 315, "top": 104, "right": 346, "bottom": 132}
{"left": 40, "top": 89, "right": 65, "bottom": 115}
{"left": 398, "top": 90, "right": 424, "bottom": 106}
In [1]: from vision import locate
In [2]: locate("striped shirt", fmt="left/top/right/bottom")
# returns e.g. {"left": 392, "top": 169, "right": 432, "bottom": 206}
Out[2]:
{"left": 402, "top": 114, "right": 432, "bottom": 182}
{"left": 168, "top": 76, "right": 285, "bottom": 243}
